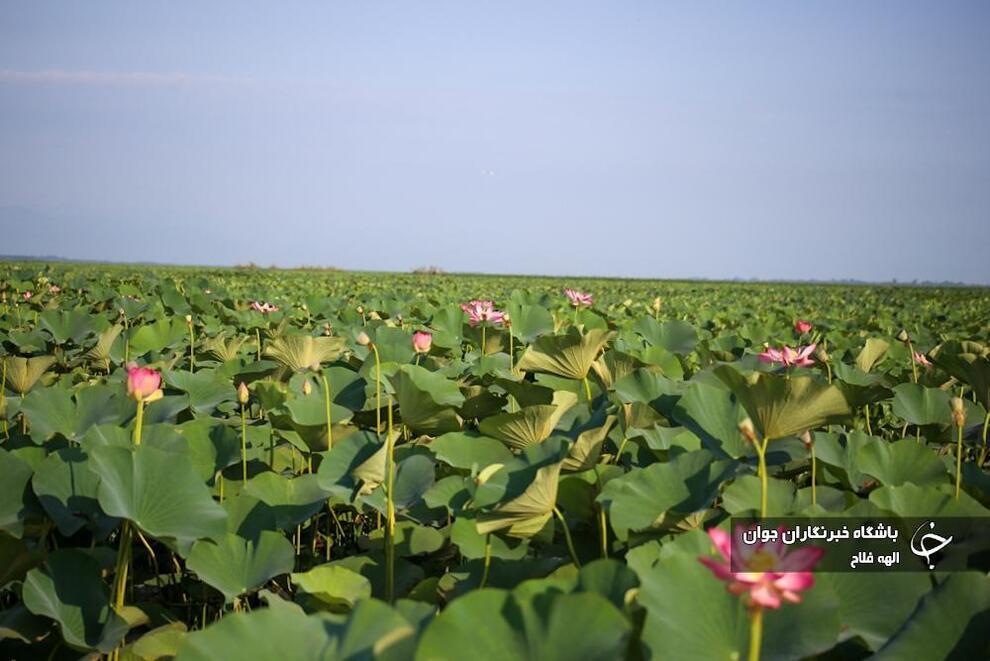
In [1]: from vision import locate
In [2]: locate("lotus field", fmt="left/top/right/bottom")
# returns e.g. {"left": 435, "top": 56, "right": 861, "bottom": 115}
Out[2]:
{"left": 2, "top": 263, "right": 990, "bottom": 660}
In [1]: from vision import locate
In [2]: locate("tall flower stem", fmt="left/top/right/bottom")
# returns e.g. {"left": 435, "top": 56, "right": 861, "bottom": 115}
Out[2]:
{"left": 582, "top": 376, "right": 593, "bottom": 404}
{"left": 371, "top": 344, "right": 382, "bottom": 436}
{"left": 112, "top": 398, "right": 145, "bottom": 625}
{"left": 755, "top": 436, "right": 770, "bottom": 517}
{"left": 748, "top": 606, "right": 764, "bottom": 661}
{"left": 978, "top": 412, "right": 989, "bottom": 467}
{"left": 384, "top": 397, "right": 396, "bottom": 603}
{"left": 552, "top": 506, "right": 581, "bottom": 568}
{"left": 240, "top": 401, "right": 248, "bottom": 481}
{"left": 321, "top": 370, "right": 333, "bottom": 451}
{"left": 810, "top": 444, "right": 817, "bottom": 507}
{"left": 954, "top": 421, "right": 964, "bottom": 500}
{"left": 906, "top": 338, "right": 919, "bottom": 384}
{"left": 481, "top": 325, "right": 487, "bottom": 356}
{"left": 188, "top": 323, "right": 195, "bottom": 372}
{"left": 255, "top": 328, "right": 262, "bottom": 362}
{"left": 479, "top": 534, "right": 492, "bottom": 589}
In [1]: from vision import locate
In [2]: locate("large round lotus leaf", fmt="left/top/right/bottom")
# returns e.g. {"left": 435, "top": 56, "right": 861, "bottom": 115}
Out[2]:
{"left": 632, "top": 317, "right": 699, "bottom": 355}
{"left": 515, "top": 328, "right": 614, "bottom": 380}
{"left": 163, "top": 369, "right": 237, "bottom": 414}
{"left": 21, "top": 384, "right": 129, "bottom": 442}
{"left": 891, "top": 383, "right": 952, "bottom": 427}
{"left": 638, "top": 550, "right": 839, "bottom": 660}
{"left": 491, "top": 378, "right": 555, "bottom": 408}
{"left": 187, "top": 531, "right": 295, "bottom": 603}
{"left": 575, "top": 559, "right": 639, "bottom": 611}
{"left": 0, "top": 603, "right": 51, "bottom": 645}
{"left": 362, "top": 451, "right": 436, "bottom": 512}
{"left": 868, "top": 483, "right": 990, "bottom": 517}
{"left": 873, "top": 573, "right": 990, "bottom": 659}
{"left": 450, "top": 514, "right": 528, "bottom": 560}
{"left": 590, "top": 349, "right": 645, "bottom": 389}
{"left": 390, "top": 364, "right": 465, "bottom": 435}
{"left": 721, "top": 475, "right": 797, "bottom": 516}
{"left": 0, "top": 449, "right": 36, "bottom": 538}
{"left": 31, "top": 446, "right": 118, "bottom": 537}
{"left": 329, "top": 553, "right": 425, "bottom": 599}
{"left": 125, "top": 621, "right": 188, "bottom": 660}
{"left": 430, "top": 432, "right": 513, "bottom": 470}
{"left": 562, "top": 415, "right": 615, "bottom": 472}
{"left": 930, "top": 340, "right": 990, "bottom": 409}
{"left": 362, "top": 521, "right": 445, "bottom": 557}
{"left": 822, "top": 573, "right": 931, "bottom": 651}
{"left": 416, "top": 589, "right": 630, "bottom": 661}
{"left": 832, "top": 363, "right": 891, "bottom": 408}
{"left": 88, "top": 444, "right": 227, "bottom": 551}
{"left": 855, "top": 438, "right": 947, "bottom": 487}
{"left": 317, "top": 431, "right": 386, "bottom": 498}
{"left": 291, "top": 564, "right": 372, "bottom": 612}
{"left": 22, "top": 549, "right": 127, "bottom": 653}
{"left": 476, "top": 459, "right": 564, "bottom": 539}
{"left": 175, "top": 598, "right": 334, "bottom": 660}
{"left": 611, "top": 369, "right": 683, "bottom": 414}
{"left": 177, "top": 418, "right": 243, "bottom": 475}
{"left": 38, "top": 309, "right": 101, "bottom": 345}
{"left": 128, "top": 319, "right": 187, "bottom": 356}
{"left": 671, "top": 380, "right": 748, "bottom": 458}
{"left": 278, "top": 381, "right": 353, "bottom": 430}
{"left": 714, "top": 365, "right": 851, "bottom": 440}
{"left": 597, "top": 450, "right": 736, "bottom": 540}
{"left": 479, "top": 391, "right": 578, "bottom": 451}
{"left": 263, "top": 334, "right": 346, "bottom": 372}
{"left": 3, "top": 356, "right": 56, "bottom": 394}
{"left": 504, "top": 303, "right": 555, "bottom": 343}
{"left": 854, "top": 337, "right": 890, "bottom": 372}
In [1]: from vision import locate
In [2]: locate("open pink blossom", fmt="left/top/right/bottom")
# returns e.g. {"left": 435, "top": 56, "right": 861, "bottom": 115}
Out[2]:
{"left": 250, "top": 301, "right": 279, "bottom": 314}
{"left": 49, "top": 285, "right": 61, "bottom": 294}
{"left": 22, "top": 291, "right": 32, "bottom": 301}
{"left": 794, "top": 320, "right": 813, "bottom": 334}
{"left": 913, "top": 351, "right": 932, "bottom": 368}
{"left": 758, "top": 344, "right": 816, "bottom": 368}
{"left": 564, "top": 288, "right": 593, "bottom": 307}
{"left": 460, "top": 300, "right": 505, "bottom": 327}
{"left": 412, "top": 331, "right": 432, "bottom": 354}
{"left": 126, "top": 363, "right": 163, "bottom": 403}
{"left": 699, "top": 526, "right": 823, "bottom": 609}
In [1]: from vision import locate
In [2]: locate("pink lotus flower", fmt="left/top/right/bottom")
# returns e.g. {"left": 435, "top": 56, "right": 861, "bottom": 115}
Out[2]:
{"left": 49, "top": 285, "right": 61, "bottom": 294}
{"left": 758, "top": 344, "right": 816, "bottom": 368}
{"left": 460, "top": 300, "right": 505, "bottom": 327}
{"left": 126, "top": 363, "right": 163, "bottom": 403}
{"left": 913, "top": 351, "right": 932, "bottom": 368}
{"left": 794, "top": 320, "right": 813, "bottom": 334}
{"left": 564, "top": 288, "right": 593, "bottom": 307}
{"left": 699, "top": 526, "right": 823, "bottom": 609}
{"left": 412, "top": 331, "right": 432, "bottom": 354}
{"left": 22, "top": 291, "right": 32, "bottom": 301}
{"left": 250, "top": 301, "right": 279, "bottom": 314}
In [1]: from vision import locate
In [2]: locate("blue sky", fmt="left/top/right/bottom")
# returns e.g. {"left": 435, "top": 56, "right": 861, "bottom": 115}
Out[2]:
{"left": 1, "top": 2, "right": 988, "bottom": 283}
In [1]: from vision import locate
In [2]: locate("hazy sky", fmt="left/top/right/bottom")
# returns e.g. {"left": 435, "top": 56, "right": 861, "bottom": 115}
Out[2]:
{"left": 1, "top": 2, "right": 988, "bottom": 283}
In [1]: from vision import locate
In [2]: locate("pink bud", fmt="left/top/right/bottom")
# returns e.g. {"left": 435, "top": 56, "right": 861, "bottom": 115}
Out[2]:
{"left": 412, "top": 331, "right": 433, "bottom": 354}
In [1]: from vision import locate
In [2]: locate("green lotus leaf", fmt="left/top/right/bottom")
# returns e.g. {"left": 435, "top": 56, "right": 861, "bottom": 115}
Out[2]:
{"left": 671, "top": 380, "right": 749, "bottom": 458}
{"left": 721, "top": 475, "right": 797, "bottom": 516}
{"left": 84, "top": 323, "right": 123, "bottom": 372}
{"left": 22, "top": 384, "right": 130, "bottom": 442}
{"left": 202, "top": 332, "right": 248, "bottom": 363}
{"left": 22, "top": 549, "right": 127, "bottom": 653}
{"left": 163, "top": 369, "right": 237, "bottom": 414}
{"left": 891, "top": 383, "right": 952, "bottom": 427}
{"left": 478, "top": 391, "right": 578, "bottom": 451}
{"left": 187, "top": 531, "right": 295, "bottom": 603}
{"left": 515, "top": 328, "right": 614, "bottom": 380}
{"left": 868, "top": 483, "right": 990, "bottom": 517}
{"left": 822, "top": 573, "right": 932, "bottom": 651}
{"left": 855, "top": 438, "right": 947, "bottom": 487}
{"left": 930, "top": 340, "right": 990, "bottom": 409}
{"left": 492, "top": 377, "right": 555, "bottom": 408}
{"left": 597, "top": 450, "right": 736, "bottom": 540}
{"left": 450, "top": 513, "right": 528, "bottom": 560}
{"left": 416, "top": 589, "right": 631, "bottom": 661}
{"left": 39, "top": 309, "right": 101, "bottom": 345}
{"left": 390, "top": 364, "right": 465, "bottom": 435}
{"left": 3, "top": 356, "right": 56, "bottom": 394}
{"left": 561, "top": 415, "right": 616, "bottom": 473}
{"left": 429, "top": 432, "right": 514, "bottom": 470}
{"left": 291, "top": 564, "right": 372, "bottom": 612}
{"left": 505, "top": 303, "right": 555, "bottom": 343}
{"left": 714, "top": 365, "right": 851, "bottom": 440}
{"left": 855, "top": 337, "right": 890, "bottom": 372}
{"left": 0, "top": 603, "right": 51, "bottom": 645}
{"left": 362, "top": 521, "right": 445, "bottom": 557}
{"left": 88, "top": 444, "right": 227, "bottom": 551}
{"left": 0, "top": 532, "right": 44, "bottom": 589}
{"left": 0, "top": 449, "right": 37, "bottom": 538}
{"left": 633, "top": 317, "right": 699, "bottom": 355}
{"left": 316, "top": 430, "right": 387, "bottom": 498}
{"left": 125, "top": 622, "right": 188, "bottom": 660}
{"left": 31, "top": 446, "right": 118, "bottom": 537}
{"left": 590, "top": 349, "right": 645, "bottom": 390}
{"left": 129, "top": 318, "right": 188, "bottom": 356}
{"left": 264, "top": 334, "right": 346, "bottom": 372}
{"left": 475, "top": 449, "right": 566, "bottom": 539}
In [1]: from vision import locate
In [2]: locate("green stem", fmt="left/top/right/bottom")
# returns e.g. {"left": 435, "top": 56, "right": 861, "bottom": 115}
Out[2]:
{"left": 955, "top": 421, "right": 964, "bottom": 500}
{"left": 133, "top": 400, "right": 145, "bottom": 446}
{"left": 582, "top": 376, "right": 593, "bottom": 404}
{"left": 240, "top": 403, "right": 248, "bottom": 481}
{"left": 508, "top": 332, "right": 514, "bottom": 373}
{"left": 748, "top": 606, "right": 764, "bottom": 661}
{"left": 906, "top": 339, "right": 919, "bottom": 384}
{"left": 756, "top": 436, "right": 769, "bottom": 517}
{"left": 385, "top": 397, "right": 396, "bottom": 603}
{"left": 479, "top": 534, "right": 492, "bottom": 589}
{"left": 321, "top": 370, "right": 333, "bottom": 451}
{"left": 810, "top": 444, "right": 817, "bottom": 507}
{"left": 552, "top": 506, "right": 581, "bottom": 568}
{"left": 111, "top": 522, "right": 133, "bottom": 612}
{"left": 372, "top": 344, "right": 382, "bottom": 436}
{"left": 188, "top": 324, "right": 195, "bottom": 372}
{"left": 481, "top": 325, "right": 487, "bottom": 356}
{"left": 864, "top": 404, "right": 872, "bottom": 436}
{"left": 256, "top": 327, "right": 262, "bottom": 362}
{"left": 978, "top": 412, "right": 989, "bottom": 467}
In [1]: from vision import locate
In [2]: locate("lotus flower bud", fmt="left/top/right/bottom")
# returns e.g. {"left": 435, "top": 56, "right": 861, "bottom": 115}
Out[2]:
{"left": 356, "top": 331, "right": 371, "bottom": 347}
{"left": 126, "top": 364, "right": 163, "bottom": 403}
{"left": 356, "top": 306, "right": 364, "bottom": 315}
{"left": 738, "top": 418, "right": 757, "bottom": 445}
{"left": 412, "top": 331, "right": 432, "bottom": 354}
{"left": 799, "top": 430, "right": 813, "bottom": 450}
{"left": 794, "top": 320, "right": 813, "bottom": 334}
{"left": 815, "top": 345, "right": 830, "bottom": 363}
{"left": 302, "top": 380, "right": 313, "bottom": 396}
{"left": 309, "top": 362, "right": 322, "bottom": 373}
{"left": 185, "top": 314, "right": 193, "bottom": 325}
{"left": 237, "top": 382, "right": 250, "bottom": 404}
{"left": 651, "top": 297, "right": 662, "bottom": 312}
{"left": 896, "top": 329, "right": 910, "bottom": 344}
{"left": 950, "top": 397, "right": 965, "bottom": 427}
